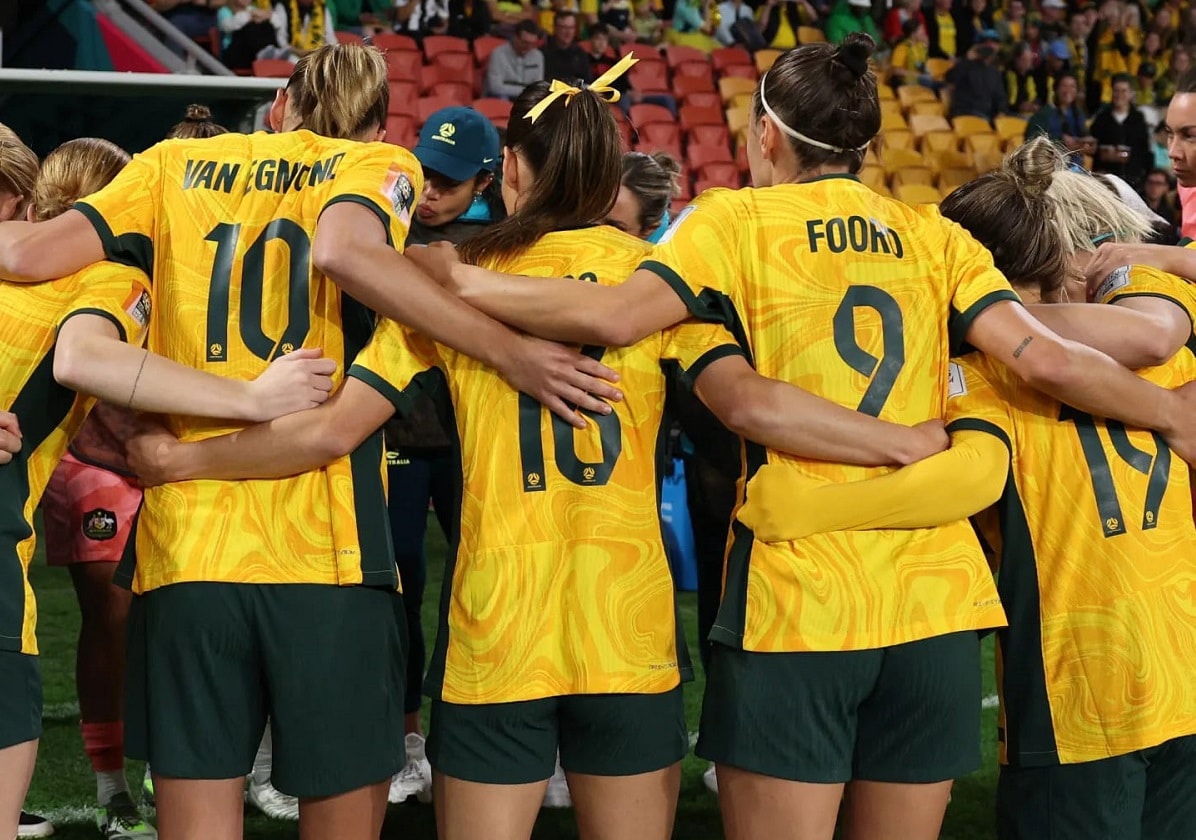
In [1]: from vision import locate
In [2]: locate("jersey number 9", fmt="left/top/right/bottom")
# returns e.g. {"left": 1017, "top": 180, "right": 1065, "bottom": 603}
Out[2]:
{"left": 205, "top": 221, "right": 311, "bottom": 363}
{"left": 832, "top": 285, "right": 905, "bottom": 417}
{"left": 517, "top": 345, "right": 623, "bottom": 493}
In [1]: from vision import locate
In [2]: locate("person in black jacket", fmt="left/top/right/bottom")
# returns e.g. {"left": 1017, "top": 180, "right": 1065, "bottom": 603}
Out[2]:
{"left": 1089, "top": 73, "right": 1152, "bottom": 190}
{"left": 541, "top": 10, "right": 592, "bottom": 84}
{"left": 947, "top": 42, "right": 1006, "bottom": 120}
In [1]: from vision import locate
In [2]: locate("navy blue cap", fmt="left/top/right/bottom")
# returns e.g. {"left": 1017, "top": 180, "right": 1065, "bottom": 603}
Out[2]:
{"left": 413, "top": 107, "right": 502, "bottom": 183}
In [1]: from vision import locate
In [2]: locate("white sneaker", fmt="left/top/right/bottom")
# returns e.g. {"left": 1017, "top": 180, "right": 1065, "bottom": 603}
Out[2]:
{"left": 247, "top": 776, "right": 300, "bottom": 820}
{"left": 541, "top": 760, "right": 572, "bottom": 809}
{"left": 702, "top": 763, "right": 718, "bottom": 794}
{"left": 388, "top": 733, "right": 433, "bottom": 804}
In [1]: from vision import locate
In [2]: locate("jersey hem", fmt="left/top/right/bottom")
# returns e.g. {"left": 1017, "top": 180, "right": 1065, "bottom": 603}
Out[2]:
{"left": 322, "top": 194, "right": 395, "bottom": 247}
{"left": 347, "top": 365, "right": 416, "bottom": 417}
{"left": 949, "top": 289, "right": 1021, "bottom": 355}
{"left": 946, "top": 417, "right": 1012, "bottom": 450}
{"left": 717, "top": 612, "right": 1008, "bottom": 653}
{"left": 60, "top": 307, "right": 129, "bottom": 344}
{"left": 433, "top": 675, "right": 686, "bottom": 706}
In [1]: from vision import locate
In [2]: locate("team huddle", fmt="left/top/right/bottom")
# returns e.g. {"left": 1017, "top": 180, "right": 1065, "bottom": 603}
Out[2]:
{"left": 4, "top": 27, "right": 1196, "bottom": 840}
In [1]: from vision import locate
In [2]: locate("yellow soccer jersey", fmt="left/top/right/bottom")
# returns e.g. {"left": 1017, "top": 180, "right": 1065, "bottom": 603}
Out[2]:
{"left": 350, "top": 226, "right": 738, "bottom": 704}
{"left": 1094, "top": 262, "right": 1196, "bottom": 351}
{"left": 0, "top": 264, "right": 150, "bottom": 654}
{"left": 948, "top": 351, "right": 1196, "bottom": 766}
{"left": 75, "top": 130, "right": 423, "bottom": 593}
{"left": 646, "top": 178, "right": 1016, "bottom": 653}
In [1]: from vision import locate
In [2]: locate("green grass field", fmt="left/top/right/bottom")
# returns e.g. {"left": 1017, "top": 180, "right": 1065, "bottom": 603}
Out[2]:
{"left": 23, "top": 518, "right": 1001, "bottom": 839}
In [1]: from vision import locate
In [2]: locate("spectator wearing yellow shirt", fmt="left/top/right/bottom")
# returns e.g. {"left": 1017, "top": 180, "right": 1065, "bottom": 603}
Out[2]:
{"left": 1091, "top": 1, "right": 1141, "bottom": 104}
{"left": 890, "top": 18, "right": 933, "bottom": 86}
{"left": 926, "top": 0, "right": 956, "bottom": 57}
{"left": 1007, "top": 40, "right": 1046, "bottom": 114}
{"left": 757, "top": 0, "right": 819, "bottom": 49}
{"left": 995, "top": 0, "right": 1025, "bottom": 44}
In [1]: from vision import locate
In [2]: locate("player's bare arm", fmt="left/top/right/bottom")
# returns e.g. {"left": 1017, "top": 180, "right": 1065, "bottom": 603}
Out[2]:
{"left": 314, "top": 203, "right": 623, "bottom": 429}
{"left": 0, "top": 210, "right": 104, "bottom": 282}
{"left": 966, "top": 300, "right": 1196, "bottom": 462}
{"left": 1084, "top": 242, "right": 1196, "bottom": 288}
{"left": 0, "top": 410, "right": 20, "bottom": 465}
{"left": 1027, "top": 298, "right": 1190, "bottom": 369}
{"left": 691, "top": 354, "right": 950, "bottom": 467}
{"left": 56, "top": 315, "right": 337, "bottom": 422}
{"left": 127, "top": 378, "right": 393, "bottom": 487}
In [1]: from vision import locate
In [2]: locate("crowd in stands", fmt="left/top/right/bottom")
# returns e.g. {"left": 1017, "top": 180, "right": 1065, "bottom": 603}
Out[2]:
{"left": 153, "top": 0, "right": 1194, "bottom": 235}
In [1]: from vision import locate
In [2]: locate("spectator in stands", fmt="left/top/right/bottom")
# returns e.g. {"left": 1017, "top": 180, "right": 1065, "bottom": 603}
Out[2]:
{"left": 1143, "top": 167, "right": 1182, "bottom": 230}
{"left": 270, "top": 0, "right": 337, "bottom": 56}
{"left": 395, "top": 0, "right": 453, "bottom": 35}
{"left": 605, "top": 151, "right": 680, "bottom": 240}
{"left": 1140, "top": 31, "right": 1171, "bottom": 80}
{"left": 1091, "top": 1, "right": 1139, "bottom": 104}
{"left": 153, "top": 0, "right": 226, "bottom": 42}
{"left": 334, "top": 0, "right": 392, "bottom": 33}
{"left": 1006, "top": 40, "right": 1046, "bottom": 114}
{"left": 1028, "top": 73, "right": 1096, "bottom": 153}
{"left": 1067, "top": 12, "right": 1091, "bottom": 98}
{"left": 631, "top": 0, "right": 664, "bottom": 42}
{"left": 1039, "top": 0, "right": 1068, "bottom": 41}
{"left": 599, "top": 0, "right": 637, "bottom": 44}
{"left": 1147, "top": 7, "right": 1178, "bottom": 52}
{"left": 1090, "top": 73, "right": 1152, "bottom": 188}
{"left": 715, "top": 0, "right": 761, "bottom": 47}
{"left": 946, "top": 42, "right": 1006, "bottom": 121}
{"left": 1158, "top": 46, "right": 1192, "bottom": 105}
{"left": 757, "top": 0, "right": 820, "bottom": 49}
{"left": 444, "top": 0, "right": 495, "bottom": 38}
{"left": 485, "top": 19, "right": 545, "bottom": 98}
{"left": 666, "top": 0, "right": 718, "bottom": 51}
{"left": 588, "top": 24, "right": 678, "bottom": 114}
{"left": 925, "top": 0, "right": 957, "bottom": 59}
{"left": 486, "top": 0, "right": 535, "bottom": 37}
{"left": 542, "top": 11, "right": 590, "bottom": 82}
{"left": 994, "top": 0, "right": 1025, "bottom": 45}
{"left": 1138, "top": 62, "right": 1163, "bottom": 124}
{"left": 953, "top": 0, "right": 995, "bottom": 57}
{"left": 825, "top": 0, "right": 879, "bottom": 46}
{"left": 883, "top": 0, "right": 923, "bottom": 46}
{"left": 218, "top": 0, "right": 280, "bottom": 70}
{"left": 890, "top": 19, "right": 933, "bottom": 87}
{"left": 1042, "top": 37, "right": 1072, "bottom": 91}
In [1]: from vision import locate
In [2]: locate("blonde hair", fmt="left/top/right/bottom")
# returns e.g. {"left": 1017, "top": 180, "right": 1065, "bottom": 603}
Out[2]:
{"left": 941, "top": 137, "right": 1150, "bottom": 297}
{"left": 32, "top": 138, "right": 130, "bottom": 223}
{"left": 286, "top": 44, "right": 388, "bottom": 141}
{"left": 0, "top": 123, "right": 39, "bottom": 219}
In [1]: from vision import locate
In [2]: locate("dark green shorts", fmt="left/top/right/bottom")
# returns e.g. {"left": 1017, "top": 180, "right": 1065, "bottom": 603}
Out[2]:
{"left": 697, "top": 631, "right": 981, "bottom": 784}
{"left": 428, "top": 687, "right": 688, "bottom": 785}
{"left": 997, "top": 735, "right": 1196, "bottom": 840}
{"left": 125, "top": 582, "right": 407, "bottom": 798}
{"left": 0, "top": 651, "right": 41, "bottom": 750}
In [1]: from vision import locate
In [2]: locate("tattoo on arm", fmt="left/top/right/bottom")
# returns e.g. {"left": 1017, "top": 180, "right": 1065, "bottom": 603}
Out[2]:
{"left": 1012, "top": 336, "right": 1033, "bottom": 359}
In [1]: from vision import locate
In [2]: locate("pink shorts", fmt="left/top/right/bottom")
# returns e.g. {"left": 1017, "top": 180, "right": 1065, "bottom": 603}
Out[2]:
{"left": 42, "top": 453, "right": 142, "bottom": 566}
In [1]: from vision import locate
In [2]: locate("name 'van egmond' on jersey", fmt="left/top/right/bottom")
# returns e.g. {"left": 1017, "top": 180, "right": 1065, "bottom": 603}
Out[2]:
{"left": 181, "top": 152, "right": 347, "bottom": 195}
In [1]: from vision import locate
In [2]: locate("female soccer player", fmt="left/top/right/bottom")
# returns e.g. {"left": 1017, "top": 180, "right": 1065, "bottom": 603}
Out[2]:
{"left": 0, "top": 123, "right": 37, "bottom": 225}
{"left": 409, "top": 33, "right": 1196, "bottom": 840}
{"left": 0, "top": 44, "right": 618, "bottom": 840}
{"left": 0, "top": 135, "right": 330, "bottom": 840}
{"left": 604, "top": 151, "right": 681, "bottom": 242}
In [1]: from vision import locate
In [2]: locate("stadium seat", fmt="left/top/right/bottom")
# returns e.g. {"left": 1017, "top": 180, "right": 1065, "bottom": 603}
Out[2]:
{"left": 897, "top": 85, "right": 937, "bottom": 110}
{"left": 421, "top": 63, "right": 471, "bottom": 93}
{"left": 909, "top": 100, "right": 945, "bottom": 118}
{"left": 882, "top": 128, "right": 913, "bottom": 150}
{"left": 881, "top": 111, "right": 908, "bottom": 131}
{"left": 908, "top": 114, "right": 951, "bottom": 137}
{"left": 629, "top": 61, "right": 670, "bottom": 95}
{"left": 965, "top": 132, "right": 1001, "bottom": 155}
{"left": 636, "top": 134, "right": 684, "bottom": 161}
{"left": 387, "top": 81, "right": 419, "bottom": 113}
{"left": 427, "top": 81, "right": 473, "bottom": 104}
{"left": 711, "top": 46, "right": 752, "bottom": 73}
{"left": 973, "top": 149, "right": 1004, "bottom": 173}
{"left": 424, "top": 35, "right": 470, "bottom": 58}
{"left": 926, "top": 57, "right": 953, "bottom": 81}
{"left": 880, "top": 98, "right": 903, "bottom": 118}
{"left": 666, "top": 45, "right": 708, "bottom": 68}
{"left": 720, "top": 63, "right": 759, "bottom": 81}
{"left": 417, "top": 96, "right": 458, "bottom": 125}
{"left": 858, "top": 164, "right": 886, "bottom": 190}
{"left": 680, "top": 104, "right": 726, "bottom": 129}
{"left": 252, "top": 59, "right": 293, "bottom": 78}
{"left": 616, "top": 118, "right": 634, "bottom": 151}
{"left": 718, "top": 75, "right": 756, "bottom": 104}
{"left": 726, "top": 105, "right": 750, "bottom": 138}
{"left": 622, "top": 42, "right": 665, "bottom": 60}
{"left": 1003, "top": 135, "right": 1025, "bottom": 153}
{"left": 895, "top": 183, "right": 941, "bottom": 204}
{"left": 687, "top": 123, "right": 730, "bottom": 147}
{"left": 891, "top": 166, "right": 935, "bottom": 187}
{"left": 881, "top": 146, "right": 924, "bottom": 174}
{"left": 627, "top": 103, "right": 673, "bottom": 126}
{"left": 682, "top": 90, "right": 722, "bottom": 109}
{"left": 372, "top": 33, "right": 418, "bottom": 51}
{"left": 798, "top": 26, "right": 825, "bottom": 43}
{"left": 385, "top": 114, "right": 418, "bottom": 148}
{"left": 938, "top": 166, "right": 976, "bottom": 191}
{"left": 674, "top": 61, "right": 716, "bottom": 83}
{"left": 696, "top": 160, "right": 740, "bottom": 184}
{"left": 952, "top": 115, "right": 992, "bottom": 138}
{"left": 336, "top": 30, "right": 366, "bottom": 45}
{"left": 695, "top": 173, "right": 741, "bottom": 192}
{"left": 473, "top": 35, "right": 506, "bottom": 66}
{"left": 472, "top": 97, "right": 513, "bottom": 128}
{"left": 433, "top": 50, "right": 475, "bottom": 77}
{"left": 671, "top": 197, "right": 690, "bottom": 215}
{"left": 994, "top": 115, "right": 1028, "bottom": 140}
{"left": 926, "top": 148, "right": 972, "bottom": 172}
{"left": 755, "top": 48, "right": 782, "bottom": 73}
{"left": 639, "top": 115, "right": 682, "bottom": 140}
{"left": 385, "top": 49, "right": 423, "bottom": 81}
{"left": 688, "top": 142, "right": 733, "bottom": 168}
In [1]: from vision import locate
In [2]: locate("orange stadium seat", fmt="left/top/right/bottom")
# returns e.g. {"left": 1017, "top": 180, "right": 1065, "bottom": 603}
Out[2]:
{"left": 712, "top": 46, "right": 752, "bottom": 72}
{"left": 639, "top": 119, "right": 683, "bottom": 147}
{"left": 417, "top": 95, "right": 458, "bottom": 125}
{"left": 637, "top": 134, "right": 684, "bottom": 160}
{"left": 720, "top": 63, "right": 758, "bottom": 81}
{"left": 424, "top": 35, "right": 470, "bottom": 57}
{"left": 336, "top": 31, "right": 365, "bottom": 45}
{"left": 252, "top": 58, "right": 293, "bottom": 77}
{"left": 688, "top": 142, "right": 733, "bottom": 168}
{"left": 718, "top": 75, "right": 756, "bottom": 104}
{"left": 674, "top": 60, "right": 715, "bottom": 82}
{"left": 432, "top": 50, "right": 474, "bottom": 77}
{"left": 421, "top": 63, "right": 470, "bottom": 93}
{"left": 622, "top": 42, "right": 665, "bottom": 60}
{"left": 755, "top": 48, "right": 781, "bottom": 73}
{"left": 679, "top": 104, "right": 725, "bottom": 129}
{"left": 666, "top": 45, "right": 708, "bottom": 67}
{"left": 798, "top": 25, "right": 825, "bottom": 43}
{"left": 895, "top": 183, "right": 941, "bottom": 204}
{"left": 472, "top": 97, "right": 513, "bottom": 128}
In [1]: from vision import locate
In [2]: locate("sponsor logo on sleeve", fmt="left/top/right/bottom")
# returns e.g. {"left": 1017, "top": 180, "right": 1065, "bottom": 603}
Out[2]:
{"left": 1095, "top": 265, "right": 1131, "bottom": 302}
{"left": 124, "top": 289, "right": 152, "bottom": 329}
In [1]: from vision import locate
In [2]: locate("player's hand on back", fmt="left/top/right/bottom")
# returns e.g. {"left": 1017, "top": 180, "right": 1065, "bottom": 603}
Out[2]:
{"left": 406, "top": 241, "right": 462, "bottom": 290}
{"left": 1083, "top": 243, "right": 1153, "bottom": 299}
{"left": 248, "top": 348, "right": 337, "bottom": 421}
{"left": 899, "top": 419, "right": 950, "bottom": 465}
{"left": 501, "top": 334, "right": 624, "bottom": 430}
{"left": 0, "top": 410, "right": 21, "bottom": 465}
{"left": 126, "top": 415, "right": 182, "bottom": 488}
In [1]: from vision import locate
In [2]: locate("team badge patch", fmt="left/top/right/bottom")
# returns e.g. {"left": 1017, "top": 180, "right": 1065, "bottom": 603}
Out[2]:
{"left": 82, "top": 509, "right": 117, "bottom": 542}
{"left": 124, "top": 289, "right": 152, "bottom": 329}
{"left": 947, "top": 361, "right": 967, "bottom": 398}
{"left": 1094, "top": 265, "right": 1131, "bottom": 302}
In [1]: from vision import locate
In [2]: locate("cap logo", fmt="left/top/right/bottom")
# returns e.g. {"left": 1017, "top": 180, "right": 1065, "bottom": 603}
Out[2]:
{"left": 434, "top": 122, "right": 457, "bottom": 146}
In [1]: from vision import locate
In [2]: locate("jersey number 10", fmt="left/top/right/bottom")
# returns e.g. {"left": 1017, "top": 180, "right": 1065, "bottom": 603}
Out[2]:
{"left": 204, "top": 221, "right": 311, "bottom": 363}
{"left": 517, "top": 345, "right": 623, "bottom": 493}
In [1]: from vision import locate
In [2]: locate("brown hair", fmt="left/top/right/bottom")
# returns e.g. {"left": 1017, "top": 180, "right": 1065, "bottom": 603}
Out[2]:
{"left": 621, "top": 151, "right": 680, "bottom": 236}
{"left": 166, "top": 103, "right": 229, "bottom": 140}
{"left": 751, "top": 32, "right": 881, "bottom": 173}
{"left": 458, "top": 81, "right": 624, "bottom": 266}
{"left": 286, "top": 43, "right": 389, "bottom": 140}
{"left": 32, "top": 138, "right": 130, "bottom": 223}
{"left": 0, "top": 123, "right": 38, "bottom": 219}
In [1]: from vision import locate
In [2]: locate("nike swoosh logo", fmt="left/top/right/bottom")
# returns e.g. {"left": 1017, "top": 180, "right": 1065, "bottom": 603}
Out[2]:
{"left": 483, "top": 158, "right": 495, "bottom": 163}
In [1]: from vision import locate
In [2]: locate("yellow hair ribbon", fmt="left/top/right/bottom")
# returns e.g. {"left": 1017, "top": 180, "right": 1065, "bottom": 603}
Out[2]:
{"left": 524, "top": 52, "right": 639, "bottom": 123}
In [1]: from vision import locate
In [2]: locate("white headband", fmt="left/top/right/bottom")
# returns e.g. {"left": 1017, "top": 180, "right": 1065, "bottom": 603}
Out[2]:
{"left": 759, "top": 71, "right": 873, "bottom": 155}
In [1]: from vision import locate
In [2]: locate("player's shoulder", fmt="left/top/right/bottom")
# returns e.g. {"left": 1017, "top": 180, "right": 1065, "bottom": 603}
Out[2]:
{"left": 336, "top": 136, "right": 420, "bottom": 173}
{"left": 573, "top": 224, "right": 653, "bottom": 267}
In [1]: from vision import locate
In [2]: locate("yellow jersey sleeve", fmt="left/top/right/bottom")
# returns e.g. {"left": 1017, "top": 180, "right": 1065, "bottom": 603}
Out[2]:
{"left": 1093, "top": 263, "right": 1196, "bottom": 330}
{"left": 74, "top": 146, "right": 163, "bottom": 276}
{"left": 944, "top": 355, "right": 1017, "bottom": 446}
{"left": 346, "top": 317, "right": 441, "bottom": 415}
{"left": 322, "top": 145, "right": 424, "bottom": 250}
{"left": 936, "top": 212, "right": 1021, "bottom": 352}
{"left": 61, "top": 262, "right": 153, "bottom": 347}
{"left": 640, "top": 189, "right": 743, "bottom": 317}
{"left": 660, "top": 319, "right": 745, "bottom": 381}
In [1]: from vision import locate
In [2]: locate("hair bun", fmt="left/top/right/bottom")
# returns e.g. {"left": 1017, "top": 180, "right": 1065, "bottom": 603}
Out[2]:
{"left": 1003, "top": 136, "right": 1064, "bottom": 197}
{"left": 835, "top": 33, "right": 875, "bottom": 80}
{"left": 183, "top": 103, "right": 213, "bottom": 124}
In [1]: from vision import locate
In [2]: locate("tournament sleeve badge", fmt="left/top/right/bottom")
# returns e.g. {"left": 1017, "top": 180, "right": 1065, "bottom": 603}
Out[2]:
{"left": 381, "top": 164, "right": 416, "bottom": 228}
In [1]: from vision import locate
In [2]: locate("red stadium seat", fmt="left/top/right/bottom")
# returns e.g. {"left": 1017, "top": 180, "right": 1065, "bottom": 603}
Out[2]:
{"left": 675, "top": 167, "right": 694, "bottom": 199}
{"left": 638, "top": 119, "right": 682, "bottom": 147}
{"left": 681, "top": 90, "right": 721, "bottom": 109}
{"left": 472, "top": 97, "right": 513, "bottom": 128}
{"left": 687, "top": 123, "right": 730, "bottom": 147}
{"left": 252, "top": 58, "right": 293, "bottom": 77}
{"left": 671, "top": 197, "right": 690, "bottom": 215}
{"left": 735, "top": 141, "right": 749, "bottom": 173}
{"left": 473, "top": 35, "right": 507, "bottom": 66}
{"left": 688, "top": 142, "right": 733, "bottom": 168}
{"left": 385, "top": 114, "right": 418, "bottom": 148}
{"left": 424, "top": 35, "right": 470, "bottom": 58}
{"left": 711, "top": 46, "right": 752, "bottom": 72}
{"left": 673, "top": 60, "right": 715, "bottom": 82}
{"left": 622, "top": 42, "right": 665, "bottom": 60}
{"left": 666, "top": 45, "right": 707, "bottom": 67}
{"left": 696, "top": 160, "right": 741, "bottom": 185}
{"left": 637, "top": 135, "right": 684, "bottom": 161}
{"left": 617, "top": 118, "right": 634, "bottom": 151}
{"left": 433, "top": 50, "right": 474, "bottom": 76}
{"left": 387, "top": 80, "right": 419, "bottom": 114}
{"left": 384, "top": 49, "right": 422, "bottom": 81}
{"left": 336, "top": 30, "right": 365, "bottom": 45}
{"left": 629, "top": 103, "right": 675, "bottom": 126}
{"left": 695, "top": 174, "right": 741, "bottom": 193}
{"left": 720, "top": 63, "right": 758, "bottom": 81}
{"left": 418, "top": 95, "right": 458, "bottom": 125}
{"left": 421, "top": 62, "right": 471, "bottom": 92}
{"left": 628, "top": 60, "right": 670, "bottom": 94}
{"left": 427, "top": 81, "right": 473, "bottom": 104}
{"left": 371, "top": 33, "right": 417, "bottom": 51}
{"left": 679, "top": 104, "right": 726, "bottom": 130}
